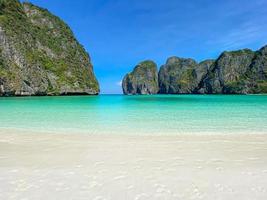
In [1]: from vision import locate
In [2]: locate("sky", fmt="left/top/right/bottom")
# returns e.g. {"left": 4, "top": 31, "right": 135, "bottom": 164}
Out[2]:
{"left": 22, "top": 0, "right": 267, "bottom": 94}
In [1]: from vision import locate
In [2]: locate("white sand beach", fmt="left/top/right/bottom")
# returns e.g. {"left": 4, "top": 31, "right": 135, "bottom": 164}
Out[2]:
{"left": 0, "top": 130, "right": 267, "bottom": 200}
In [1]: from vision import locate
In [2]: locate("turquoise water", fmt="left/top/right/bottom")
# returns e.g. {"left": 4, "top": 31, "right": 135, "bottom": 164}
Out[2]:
{"left": 0, "top": 95, "right": 267, "bottom": 135}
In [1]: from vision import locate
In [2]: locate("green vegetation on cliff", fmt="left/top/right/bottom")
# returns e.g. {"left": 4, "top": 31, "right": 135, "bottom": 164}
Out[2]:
{"left": 0, "top": 0, "right": 99, "bottom": 96}
{"left": 123, "top": 46, "right": 267, "bottom": 95}
{"left": 158, "top": 57, "right": 198, "bottom": 94}
{"left": 122, "top": 60, "right": 159, "bottom": 94}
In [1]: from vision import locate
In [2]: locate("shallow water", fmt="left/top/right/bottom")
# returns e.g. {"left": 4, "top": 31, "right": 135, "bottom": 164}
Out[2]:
{"left": 0, "top": 95, "right": 267, "bottom": 135}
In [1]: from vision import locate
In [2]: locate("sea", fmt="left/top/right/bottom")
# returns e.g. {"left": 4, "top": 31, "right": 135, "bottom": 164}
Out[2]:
{"left": 0, "top": 95, "right": 266, "bottom": 135}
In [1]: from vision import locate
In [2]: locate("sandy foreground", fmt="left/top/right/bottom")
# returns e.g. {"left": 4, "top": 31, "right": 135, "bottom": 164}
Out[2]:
{"left": 0, "top": 130, "right": 267, "bottom": 200}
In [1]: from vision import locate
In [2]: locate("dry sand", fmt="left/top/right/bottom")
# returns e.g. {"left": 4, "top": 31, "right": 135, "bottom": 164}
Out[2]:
{"left": 0, "top": 130, "right": 267, "bottom": 200}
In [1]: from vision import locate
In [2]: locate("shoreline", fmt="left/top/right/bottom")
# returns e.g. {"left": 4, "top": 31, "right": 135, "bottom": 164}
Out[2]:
{"left": 1, "top": 127, "right": 266, "bottom": 137}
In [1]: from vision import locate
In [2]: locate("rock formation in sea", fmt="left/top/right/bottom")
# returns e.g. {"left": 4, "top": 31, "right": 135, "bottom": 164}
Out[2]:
{"left": 0, "top": 0, "right": 99, "bottom": 96}
{"left": 158, "top": 57, "right": 198, "bottom": 94}
{"left": 123, "top": 45, "right": 267, "bottom": 94}
{"left": 248, "top": 45, "right": 267, "bottom": 93}
{"left": 197, "top": 49, "right": 255, "bottom": 94}
{"left": 122, "top": 60, "right": 159, "bottom": 94}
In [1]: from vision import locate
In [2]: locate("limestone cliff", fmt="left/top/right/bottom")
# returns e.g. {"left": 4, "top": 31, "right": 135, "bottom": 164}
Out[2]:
{"left": 122, "top": 60, "right": 158, "bottom": 94}
{"left": 122, "top": 45, "right": 267, "bottom": 94}
{"left": 158, "top": 57, "right": 198, "bottom": 94}
{"left": 0, "top": 0, "right": 99, "bottom": 96}
{"left": 198, "top": 49, "right": 255, "bottom": 94}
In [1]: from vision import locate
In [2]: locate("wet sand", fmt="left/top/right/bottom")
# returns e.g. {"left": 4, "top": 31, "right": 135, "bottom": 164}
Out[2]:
{"left": 0, "top": 130, "right": 267, "bottom": 200}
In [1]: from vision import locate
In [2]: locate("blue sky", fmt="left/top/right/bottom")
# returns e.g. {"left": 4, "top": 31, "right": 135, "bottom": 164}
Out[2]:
{"left": 22, "top": 0, "right": 267, "bottom": 94}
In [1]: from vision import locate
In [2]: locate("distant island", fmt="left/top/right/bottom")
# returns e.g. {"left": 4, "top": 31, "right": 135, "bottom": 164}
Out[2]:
{"left": 122, "top": 45, "right": 267, "bottom": 95}
{"left": 0, "top": 0, "right": 99, "bottom": 96}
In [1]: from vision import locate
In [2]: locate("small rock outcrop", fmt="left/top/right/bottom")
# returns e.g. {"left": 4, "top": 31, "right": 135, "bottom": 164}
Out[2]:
{"left": 122, "top": 60, "right": 159, "bottom": 94}
{"left": 0, "top": 0, "right": 99, "bottom": 96}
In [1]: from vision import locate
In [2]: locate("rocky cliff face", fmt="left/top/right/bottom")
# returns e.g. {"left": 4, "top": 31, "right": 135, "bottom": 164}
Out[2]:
{"left": 122, "top": 60, "right": 158, "bottom": 94}
{"left": 122, "top": 45, "right": 267, "bottom": 95}
{"left": 248, "top": 45, "right": 267, "bottom": 93}
{"left": 158, "top": 57, "right": 198, "bottom": 94}
{"left": 198, "top": 49, "right": 255, "bottom": 94}
{"left": 158, "top": 57, "right": 216, "bottom": 94}
{"left": 193, "top": 59, "right": 215, "bottom": 94}
{"left": 0, "top": 0, "right": 99, "bottom": 96}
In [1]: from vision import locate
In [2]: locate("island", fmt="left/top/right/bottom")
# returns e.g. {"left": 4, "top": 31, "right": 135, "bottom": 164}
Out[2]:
{"left": 123, "top": 46, "right": 267, "bottom": 94}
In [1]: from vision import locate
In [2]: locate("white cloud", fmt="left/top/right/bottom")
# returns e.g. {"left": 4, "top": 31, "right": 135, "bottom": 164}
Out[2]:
{"left": 206, "top": 18, "right": 267, "bottom": 51}
{"left": 116, "top": 80, "right": 122, "bottom": 86}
